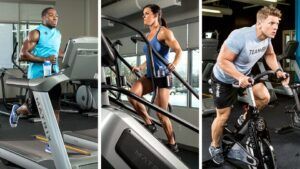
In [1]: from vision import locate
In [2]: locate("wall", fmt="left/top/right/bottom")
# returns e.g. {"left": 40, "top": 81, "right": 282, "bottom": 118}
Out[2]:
{"left": 203, "top": 2, "right": 295, "bottom": 54}
{"left": 56, "top": 0, "right": 98, "bottom": 46}
{"left": 102, "top": 0, "right": 199, "bottom": 40}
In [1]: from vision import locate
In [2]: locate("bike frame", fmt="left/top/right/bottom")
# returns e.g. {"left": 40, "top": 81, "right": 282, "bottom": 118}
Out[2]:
{"left": 223, "top": 71, "right": 276, "bottom": 168}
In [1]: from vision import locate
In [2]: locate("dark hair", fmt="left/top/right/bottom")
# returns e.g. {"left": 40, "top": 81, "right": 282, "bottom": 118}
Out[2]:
{"left": 41, "top": 7, "right": 55, "bottom": 17}
{"left": 143, "top": 4, "right": 168, "bottom": 27}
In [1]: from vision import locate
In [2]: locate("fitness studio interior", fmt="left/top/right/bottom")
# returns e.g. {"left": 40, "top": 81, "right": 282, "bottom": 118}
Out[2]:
{"left": 101, "top": 0, "right": 199, "bottom": 169}
{"left": 0, "top": 0, "right": 98, "bottom": 168}
{"left": 202, "top": 0, "right": 300, "bottom": 169}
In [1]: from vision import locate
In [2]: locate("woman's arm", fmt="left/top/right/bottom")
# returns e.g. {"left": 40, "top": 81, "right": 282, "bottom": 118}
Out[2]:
{"left": 159, "top": 28, "right": 182, "bottom": 71}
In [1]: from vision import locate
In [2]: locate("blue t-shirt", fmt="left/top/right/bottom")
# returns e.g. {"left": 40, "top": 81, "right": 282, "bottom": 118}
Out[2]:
{"left": 28, "top": 24, "right": 61, "bottom": 79}
{"left": 143, "top": 27, "right": 170, "bottom": 78}
{"left": 213, "top": 25, "right": 271, "bottom": 84}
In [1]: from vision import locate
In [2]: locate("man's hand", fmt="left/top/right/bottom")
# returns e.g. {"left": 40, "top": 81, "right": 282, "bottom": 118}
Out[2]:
{"left": 238, "top": 76, "right": 252, "bottom": 88}
{"left": 276, "top": 71, "right": 290, "bottom": 87}
{"left": 46, "top": 55, "right": 56, "bottom": 64}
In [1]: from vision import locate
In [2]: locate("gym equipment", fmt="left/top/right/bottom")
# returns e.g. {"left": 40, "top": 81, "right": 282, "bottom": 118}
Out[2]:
{"left": 221, "top": 71, "right": 279, "bottom": 168}
{"left": 202, "top": 38, "right": 218, "bottom": 117}
{"left": 273, "top": 40, "right": 299, "bottom": 96}
{"left": 0, "top": 37, "right": 98, "bottom": 169}
{"left": 101, "top": 15, "right": 198, "bottom": 169}
{"left": 256, "top": 61, "right": 279, "bottom": 102}
{"left": 63, "top": 128, "right": 98, "bottom": 151}
{"left": 275, "top": 83, "right": 300, "bottom": 134}
{"left": 34, "top": 135, "right": 92, "bottom": 156}
{"left": 0, "top": 42, "right": 27, "bottom": 115}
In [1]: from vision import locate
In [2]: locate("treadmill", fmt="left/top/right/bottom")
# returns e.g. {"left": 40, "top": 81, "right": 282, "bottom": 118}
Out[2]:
{"left": 63, "top": 128, "right": 98, "bottom": 151}
{"left": 0, "top": 37, "right": 98, "bottom": 169}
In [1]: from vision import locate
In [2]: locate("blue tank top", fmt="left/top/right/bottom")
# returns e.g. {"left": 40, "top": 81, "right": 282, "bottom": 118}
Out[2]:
{"left": 28, "top": 24, "right": 61, "bottom": 79}
{"left": 143, "top": 27, "right": 170, "bottom": 78}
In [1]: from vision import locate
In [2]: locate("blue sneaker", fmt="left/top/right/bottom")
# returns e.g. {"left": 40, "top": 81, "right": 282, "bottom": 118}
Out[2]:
{"left": 9, "top": 104, "right": 20, "bottom": 128}
{"left": 209, "top": 146, "right": 224, "bottom": 165}
{"left": 45, "top": 144, "right": 51, "bottom": 153}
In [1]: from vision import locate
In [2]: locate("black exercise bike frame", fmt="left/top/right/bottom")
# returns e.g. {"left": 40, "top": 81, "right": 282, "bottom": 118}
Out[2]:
{"left": 223, "top": 71, "right": 277, "bottom": 168}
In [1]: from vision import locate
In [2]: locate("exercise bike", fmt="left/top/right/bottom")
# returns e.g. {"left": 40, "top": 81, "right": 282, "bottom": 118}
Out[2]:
{"left": 222, "top": 71, "right": 282, "bottom": 169}
{"left": 275, "top": 83, "right": 300, "bottom": 134}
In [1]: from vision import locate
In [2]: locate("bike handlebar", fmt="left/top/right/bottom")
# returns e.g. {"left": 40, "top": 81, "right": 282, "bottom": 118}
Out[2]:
{"left": 232, "top": 70, "right": 289, "bottom": 88}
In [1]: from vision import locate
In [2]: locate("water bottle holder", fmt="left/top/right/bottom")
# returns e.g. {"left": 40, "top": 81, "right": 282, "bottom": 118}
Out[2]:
{"left": 154, "top": 75, "right": 173, "bottom": 88}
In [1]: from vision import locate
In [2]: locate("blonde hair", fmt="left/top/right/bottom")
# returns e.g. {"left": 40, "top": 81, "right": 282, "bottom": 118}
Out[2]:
{"left": 257, "top": 5, "right": 282, "bottom": 22}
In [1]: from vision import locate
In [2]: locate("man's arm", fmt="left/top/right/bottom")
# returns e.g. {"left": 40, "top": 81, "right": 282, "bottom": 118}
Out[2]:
{"left": 264, "top": 43, "right": 280, "bottom": 70}
{"left": 217, "top": 43, "right": 251, "bottom": 87}
{"left": 264, "top": 43, "right": 289, "bottom": 85}
{"left": 58, "top": 49, "right": 64, "bottom": 58}
{"left": 20, "top": 30, "right": 55, "bottom": 63}
{"left": 217, "top": 44, "right": 240, "bottom": 78}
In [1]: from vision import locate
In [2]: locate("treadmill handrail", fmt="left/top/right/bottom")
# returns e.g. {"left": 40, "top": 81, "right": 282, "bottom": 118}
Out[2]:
{"left": 102, "top": 84, "right": 199, "bottom": 133}
{"left": 6, "top": 78, "right": 29, "bottom": 89}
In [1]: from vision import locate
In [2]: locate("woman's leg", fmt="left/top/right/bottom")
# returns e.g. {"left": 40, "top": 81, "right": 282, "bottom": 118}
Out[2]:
{"left": 128, "top": 76, "right": 153, "bottom": 125}
{"left": 155, "top": 88, "right": 176, "bottom": 145}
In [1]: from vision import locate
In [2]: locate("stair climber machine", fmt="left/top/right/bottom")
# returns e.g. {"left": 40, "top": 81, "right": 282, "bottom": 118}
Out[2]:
{"left": 0, "top": 37, "right": 98, "bottom": 169}
{"left": 101, "top": 15, "right": 199, "bottom": 169}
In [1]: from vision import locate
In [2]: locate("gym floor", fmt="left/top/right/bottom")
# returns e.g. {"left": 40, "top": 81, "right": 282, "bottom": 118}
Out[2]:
{"left": 202, "top": 95, "right": 300, "bottom": 169}
{"left": 0, "top": 105, "right": 97, "bottom": 169}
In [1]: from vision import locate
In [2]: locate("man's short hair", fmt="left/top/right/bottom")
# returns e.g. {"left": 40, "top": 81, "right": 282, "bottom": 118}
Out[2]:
{"left": 257, "top": 5, "right": 282, "bottom": 22}
{"left": 41, "top": 7, "right": 55, "bottom": 17}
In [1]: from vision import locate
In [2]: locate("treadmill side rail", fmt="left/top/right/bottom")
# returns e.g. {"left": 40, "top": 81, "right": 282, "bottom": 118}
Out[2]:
{"left": 33, "top": 91, "right": 72, "bottom": 169}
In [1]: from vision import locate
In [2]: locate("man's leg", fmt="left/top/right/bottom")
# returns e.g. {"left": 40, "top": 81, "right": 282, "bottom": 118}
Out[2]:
{"left": 9, "top": 90, "right": 35, "bottom": 127}
{"left": 209, "top": 107, "right": 231, "bottom": 164}
{"left": 211, "top": 107, "right": 231, "bottom": 147}
{"left": 253, "top": 83, "right": 270, "bottom": 110}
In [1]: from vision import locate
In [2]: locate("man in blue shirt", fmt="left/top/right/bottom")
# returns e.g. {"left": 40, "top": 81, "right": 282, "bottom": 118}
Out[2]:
{"left": 209, "top": 5, "right": 289, "bottom": 164}
{"left": 9, "top": 7, "right": 63, "bottom": 153}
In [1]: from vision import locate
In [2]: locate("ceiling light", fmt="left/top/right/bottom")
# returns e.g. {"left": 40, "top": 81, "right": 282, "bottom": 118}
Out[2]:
{"left": 264, "top": 0, "right": 277, "bottom": 2}
{"left": 202, "top": 8, "right": 221, "bottom": 14}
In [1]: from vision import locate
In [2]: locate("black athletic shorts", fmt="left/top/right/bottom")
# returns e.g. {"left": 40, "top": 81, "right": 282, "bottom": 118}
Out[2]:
{"left": 27, "top": 84, "right": 62, "bottom": 114}
{"left": 146, "top": 74, "right": 173, "bottom": 89}
{"left": 211, "top": 73, "right": 244, "bottom": 109}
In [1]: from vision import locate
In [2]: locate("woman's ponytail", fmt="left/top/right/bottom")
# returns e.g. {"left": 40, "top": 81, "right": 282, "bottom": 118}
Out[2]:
{"left": 161, "top": 17, "right": 168, "bottom": 28}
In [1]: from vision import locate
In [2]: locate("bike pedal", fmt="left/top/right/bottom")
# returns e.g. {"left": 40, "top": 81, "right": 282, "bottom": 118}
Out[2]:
{"left": 227, "top": 142, "right": 258, "bottom": 166}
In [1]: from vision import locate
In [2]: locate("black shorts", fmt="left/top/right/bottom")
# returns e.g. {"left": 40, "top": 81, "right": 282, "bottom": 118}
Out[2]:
{"left": 27, "top": 84, "right": 62, "bottom": 114}
{"left": 211, "top": 73, "right": 244, "bottom": 109}
{"left": 146, "top": 74, "right": 173, "bottom": 89}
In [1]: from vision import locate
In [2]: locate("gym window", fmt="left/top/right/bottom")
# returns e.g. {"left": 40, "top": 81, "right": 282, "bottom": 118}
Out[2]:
{"left": 169, "top": 51, "right": 188, "bottom": 107}
{"left": 191, "top": 49, "right": 199, "bottom": 108}
{"left": 12, "top": 23, "right": 39, "bottom": 69}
